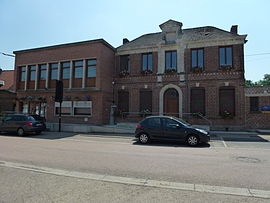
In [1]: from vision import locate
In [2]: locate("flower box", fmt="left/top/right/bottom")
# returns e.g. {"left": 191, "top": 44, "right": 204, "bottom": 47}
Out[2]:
{"left": 192, "top": 67, "right": 203, "bottom": 73}
{"left": 219, "top": 65, "right": 233, "bottom": 71}
{"left": 165, "top": 69, "right": 177, "bottom": 74}
{"left": 141, "top": 69, "right": 153, "bottom": 75}
{"left": 119, "top": 70, "right": 130, "bottom": 77}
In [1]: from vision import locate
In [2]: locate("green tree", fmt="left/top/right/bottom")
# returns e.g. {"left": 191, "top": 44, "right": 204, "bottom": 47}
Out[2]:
{"left": 245, "top": 74, "right": 270, "bottom": 87}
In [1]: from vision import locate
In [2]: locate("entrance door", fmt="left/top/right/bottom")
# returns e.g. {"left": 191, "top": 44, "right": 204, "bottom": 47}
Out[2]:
{"left": 164, "top": 88, "right": 179, "bottom": 117}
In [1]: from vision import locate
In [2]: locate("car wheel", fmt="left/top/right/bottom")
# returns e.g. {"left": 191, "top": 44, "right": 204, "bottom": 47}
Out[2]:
{"left": 187, "top": 135, "right": 199, "bottom": 146}
{"left": 139, "top": 133, "right": 150, "bottom": 144}
{"left": 17, "top": 128, "right": 25, "bottom": 136}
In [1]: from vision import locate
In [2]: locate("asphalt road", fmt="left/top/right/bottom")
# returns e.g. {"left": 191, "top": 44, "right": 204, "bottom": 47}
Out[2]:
{"left": 0, "top": 131, "right": 270, "bottom": 202}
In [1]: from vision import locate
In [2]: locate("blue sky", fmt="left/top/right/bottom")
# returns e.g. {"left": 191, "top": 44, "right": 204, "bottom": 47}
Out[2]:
{"left": 0, "top": 0, "right": 269, "bottom": 81}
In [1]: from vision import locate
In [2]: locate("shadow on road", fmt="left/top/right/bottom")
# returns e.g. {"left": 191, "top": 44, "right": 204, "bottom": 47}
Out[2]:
{"left": 132, "top": 140, "right": 210, "bottom": 148}
{"left": 0, "top": 131, "right": 78, "bottom": 140}
{"left": 218, "top": 134, "right": 269, "bottom": 142}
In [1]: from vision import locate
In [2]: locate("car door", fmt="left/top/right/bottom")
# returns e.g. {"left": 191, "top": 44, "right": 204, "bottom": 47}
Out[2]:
{"left": 0, "top": 115, "right": 14, "bottom": 132}
{"left": 143, "top": 117, "right": 163, "bottom": 138}
{"left": 162, "top": 118, "right": 187, "bottom": 140}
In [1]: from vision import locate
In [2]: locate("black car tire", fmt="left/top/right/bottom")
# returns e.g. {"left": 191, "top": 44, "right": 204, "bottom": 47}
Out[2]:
{"left": 17, "top": 128, "right": 25, "bottom": 136}
{"left": 139, "top": 133, "right": 150, "bottom": 144}
{"left": 186, "top": 135, "right": 199, "bottom": 146}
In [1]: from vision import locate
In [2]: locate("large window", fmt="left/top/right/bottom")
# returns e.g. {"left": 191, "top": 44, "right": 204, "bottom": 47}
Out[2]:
{"left": 191, "top": 49, "right": 204, "bottom": 68}
{"left": 74, "top": 61, "right": 83, "bottom": 79}
{"left": 190, "top": 88, "right": 205, "bottom": 115}
{"left": 55, "top": 101, "right": 72, "bottom": 116}
{"left": 73, "top": 101, "right": 92, "bottom": 116}
{"left": 61, "top": 62, "right": 70, "bottom": 79}
{"left": 250, "top": 97, "right": 259, "bottom": 112}
{"left": 87, "top": 59, "right": 96, "bottom": 78}
{"left": 120, "top": 55, "right": 130, "bottom": 71}
{"left": 29, "top": 65, "right": 36, "bottom": 81}
{"left": 55, "top": 101, "right": 92, "bottom": 116}
{"left": 39, "top": 64, "right": 47, "bottom": 80}
{"left": 50, "top": 63, "right": 58, "bottom": 80}
{"left": 20, "top": 66, "right": 26, "bottom": 81}
{"left": 142, "top": 53, "right": 152, "bottom": 72}
{"left": 165, "top": 51, "right": 177, "bottom": 70}
{"left": 219, "top": 47, "right": 232, "bottom": 67}
{"left": 219, "top": 87, "right": 235, "bottom": 116}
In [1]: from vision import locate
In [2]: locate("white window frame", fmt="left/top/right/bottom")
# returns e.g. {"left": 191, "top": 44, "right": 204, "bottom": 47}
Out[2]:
{"left": 55, "top": 101, "right": 72, "bottom": 116}
{"left": 73, "top": 101, "right": 92, "bottom": 116}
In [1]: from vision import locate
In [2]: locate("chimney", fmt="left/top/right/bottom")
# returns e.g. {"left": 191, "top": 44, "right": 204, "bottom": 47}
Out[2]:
{"left": 230, "top": 25, "right": 238, "bottom": 34}
{"left": 123, "top": 38, "right": 129, "bottom": 44}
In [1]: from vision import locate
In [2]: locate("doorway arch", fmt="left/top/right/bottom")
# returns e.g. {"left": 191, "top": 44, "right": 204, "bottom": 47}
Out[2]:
{"left": 159, "top": 84, "right": 183, "bottom": 117}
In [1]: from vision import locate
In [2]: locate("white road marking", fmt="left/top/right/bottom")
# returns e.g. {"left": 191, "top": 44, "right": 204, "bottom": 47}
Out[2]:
{"left": 219, "top": 136, "right": 228, "bottom": 148}
{"left": 0, "top": 160, "right": 269, "bottom": 199}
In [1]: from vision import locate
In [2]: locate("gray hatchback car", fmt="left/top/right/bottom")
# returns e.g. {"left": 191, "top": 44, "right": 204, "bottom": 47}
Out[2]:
{"left": 0, "top": 114, "right": 46, "bottom": 136}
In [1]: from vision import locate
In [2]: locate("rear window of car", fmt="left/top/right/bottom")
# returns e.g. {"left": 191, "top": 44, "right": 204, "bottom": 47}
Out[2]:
{"left": 143, "top": 118, "right": 161, "bottom": 127}
{"left": 27, "top": 116, "right": 36, "bottom": 121}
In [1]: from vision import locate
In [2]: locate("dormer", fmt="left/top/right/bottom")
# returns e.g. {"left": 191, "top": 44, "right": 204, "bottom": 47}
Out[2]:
{"left": 159, "top": 20, "right": 183, "bottom": 44}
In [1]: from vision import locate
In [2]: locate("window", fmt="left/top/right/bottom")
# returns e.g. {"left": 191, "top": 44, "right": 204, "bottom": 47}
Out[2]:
{"left": 20, "top": 66, "right": 26, "bottom": 81}
{"left": 147, "top": 118, "right": 161, "bottom": 127}
{"left": 190, "top": 88, "right": 205, "bottom": 115}
{"left": 165, "top": 51, "right": 177, "bottom": 70}
{"left": 55, "top": 101, "right": 72, "bottom": 116}
{"left": 120, "top": 55, "right": 130, "bottom": 71}
{"left": 191, "top": 49, "right": 204, "bottom": 68}
{"left": 61, "top": 62, "right": 70, "bottom": 79}
{"left": 219, "top": 87, "right": 235, "bottom": 116}
{"left": 74, "top": 60, "right": 83, "bottom": 79}
{"left": 140, "top": 90, "right": 152, "bottom": 112}
{"left": 87, "top": 59, "right": 96, "bottom": 78}
{"left": 163, "top": 118, "right": 181, "bottom": 129}
{"left": 39, "top": 64, "right": 47, "bottom": 80}
{"left": 73, "top": 101, "right": 92, "bottom": 116}
{"left": 250, "top": 97, "right": 259, "bottom": 112}
{"left": 219, "top": 47, "right": 232, "bottom": 66}
{"left": 118, "top": 91, "right": 129, "bottom": 113}
{"left": 142, "top": 53, "right": 152, "bottom": 71}
{"left": 50, "top": 63, "right": 58, "bottom": 80}
{"left": 29, "top": 65, "right": 36, "bottom": 81}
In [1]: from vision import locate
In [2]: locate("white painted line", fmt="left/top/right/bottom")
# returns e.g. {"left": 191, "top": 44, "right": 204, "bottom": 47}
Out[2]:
{"left": 219, "top": 136, "right": 228, "bottom": 148}
{"left": 64, "top": 138, "right": 131, "bottom": 145}
{"left": 0, "top": 161, "right": 269, "bottom": 199}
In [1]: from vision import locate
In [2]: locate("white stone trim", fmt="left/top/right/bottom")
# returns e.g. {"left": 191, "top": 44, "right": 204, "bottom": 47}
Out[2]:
{"left": 25, "top": 65, "right": 28, "bottom": 90}
{"left": 159, "top": 84, "right": 183, "bottom": 117}
{"left": 35, "top": 64, "right": 38, "bottom": 90}
{"left": 45, "top": 63, "right": 49, "bottom": 89}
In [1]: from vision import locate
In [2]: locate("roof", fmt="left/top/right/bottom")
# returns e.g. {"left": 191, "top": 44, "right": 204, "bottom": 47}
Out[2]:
{"left": 13, "top": 38, "right": 115, "bottom": 54}
{"left": 117, "top": 26, "right": 247, "bottom": 50}
{"left": 0, "top": 70, "right": 15, "bottom": 91}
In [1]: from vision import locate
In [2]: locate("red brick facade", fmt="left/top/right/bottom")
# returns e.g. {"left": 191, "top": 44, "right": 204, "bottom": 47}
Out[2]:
{"left": 12, "top": 20, "right": 270, "bottom": 129}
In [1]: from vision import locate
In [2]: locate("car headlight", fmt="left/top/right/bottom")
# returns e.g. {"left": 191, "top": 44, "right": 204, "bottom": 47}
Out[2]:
{"left": 196, "top": 128, "right": 208, "bottom": 134}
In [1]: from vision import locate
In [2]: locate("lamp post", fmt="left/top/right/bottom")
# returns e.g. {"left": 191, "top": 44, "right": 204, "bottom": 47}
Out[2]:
{"left": 109, "top": 81, "right": 116, "bottom": 125}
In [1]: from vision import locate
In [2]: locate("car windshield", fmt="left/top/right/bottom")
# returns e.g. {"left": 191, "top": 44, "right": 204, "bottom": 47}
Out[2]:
{"left": 173, "top": 117, "right": 191, "bottom": 126}
{"left": 31, "top": 115, "right": 44, "bottom": 121}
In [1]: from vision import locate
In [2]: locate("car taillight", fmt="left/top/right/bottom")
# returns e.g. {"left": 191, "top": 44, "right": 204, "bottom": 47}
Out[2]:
{"left": 136, "top": 125, "right": 141, "bottom": 129}
{"left": 26, "top": 122, "right": 33, "bottom": 126}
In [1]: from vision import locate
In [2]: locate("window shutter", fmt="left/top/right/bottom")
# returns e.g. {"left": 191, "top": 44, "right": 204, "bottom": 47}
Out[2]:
{"left": 190, "top": 88, "right": 205, "bottom": 115}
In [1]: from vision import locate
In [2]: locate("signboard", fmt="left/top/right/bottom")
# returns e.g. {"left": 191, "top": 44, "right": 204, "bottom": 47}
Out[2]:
{"left": 261, "top": 106, "right": 270, "bottom": 114}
